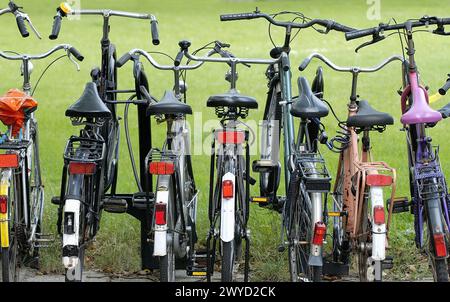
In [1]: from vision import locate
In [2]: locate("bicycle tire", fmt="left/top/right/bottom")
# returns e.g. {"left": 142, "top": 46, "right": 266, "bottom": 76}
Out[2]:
{"left": 221, "top": 240, "right": 234, "bottom": 282}
{"left": 159, "top": 176, "right": 176, "bottom": 282}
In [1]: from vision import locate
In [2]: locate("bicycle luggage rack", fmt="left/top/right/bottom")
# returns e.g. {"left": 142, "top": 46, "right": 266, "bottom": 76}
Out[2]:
{"left": 296, "top": 151, "right": 331, "bottom": 192}
{"left": 0, "top": 139, "right": 31, "bottom": 150}
{"left": 145, "top": 148, "right": 179, "bottom": 165}
{"left": 63, "top": 136, "right": 105, "bottom": 163}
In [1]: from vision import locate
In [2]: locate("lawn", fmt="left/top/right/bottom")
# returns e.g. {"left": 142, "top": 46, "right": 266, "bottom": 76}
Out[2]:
{"left": 0, "top": 0, "right": 449, "bottom": 281}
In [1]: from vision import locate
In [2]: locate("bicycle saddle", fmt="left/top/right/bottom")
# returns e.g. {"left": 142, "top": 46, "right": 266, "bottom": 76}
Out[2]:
{"left": 65, "top": 82, "right": 112, "bottom": 118}
{"left": 147, "top": 90, "right": 192, "bottom": 116}
{"left": 291, "top": 77, "right": 329, "bottom": 119}
{"left": 346, "top": 100, "right": 393, "bottom": 128}
{"left": 438, "top": 102, "right": 450, "bottom": 119}
{"left": 207, "top": 88, "right": 258, "bottom": 109}
{"left": 400, "top": 87, "right": 442, "bottom": 124}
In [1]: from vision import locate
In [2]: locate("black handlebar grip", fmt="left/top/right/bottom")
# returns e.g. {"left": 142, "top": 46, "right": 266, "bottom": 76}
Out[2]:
{"left": 151, "top": 20, "right": 160, "bottom": 45}
{"left": 299, "top": 58, "right": 311, "bottom": 71}
{"left": 49, "top": 14, "right": 62, "bottom": 40}
{"left": 16, "top": 15, "right": 29, "bottom": 38}
{"left": 174, "top": 50, "right": 184, "bottom": 67}
{"left": 69, "top": 47, "right": 84, "bottom": 61}
{"left": 439, "top": 80, "right": 450, "bottom": 95}
{"left": 220, "top": 13, "right": 259, "bottom": 21}
{"left": 345, "top": 28, "right": 377, "bottom": 41}
{"left": 333, "top": 22, "right": 356, "bottom": 33}
{"left": 116, "top": 53, "right": 133, "bottom": 68}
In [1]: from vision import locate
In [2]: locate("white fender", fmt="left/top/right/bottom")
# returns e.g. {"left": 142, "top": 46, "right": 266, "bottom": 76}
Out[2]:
{"left": 220, "top": 172, "right": 235, "bottom": 243}
{"left": 370, "top": 186, "right": 386, "bottom": 261}
{"left": 62, "top": 198, "right": 80, "bottom": 269}
{"left": 153, "top": 190, "right": 169, "bottom": 256}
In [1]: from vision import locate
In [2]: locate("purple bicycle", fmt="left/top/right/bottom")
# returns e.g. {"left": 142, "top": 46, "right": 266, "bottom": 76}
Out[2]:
{"left": 346, "top": 16, "right": 450, "bottom": 281}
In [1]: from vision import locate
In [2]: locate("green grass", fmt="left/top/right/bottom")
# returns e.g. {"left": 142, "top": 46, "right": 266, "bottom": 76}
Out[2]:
{"left": 0, "top": 0, "right": 450, "bottom": 281}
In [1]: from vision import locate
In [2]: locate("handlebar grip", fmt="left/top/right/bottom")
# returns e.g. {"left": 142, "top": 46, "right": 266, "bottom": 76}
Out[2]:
{"left": 16, "top": 15, "right": 29, "bottom": 38}
{"left": 49, "top": 14, "right": 62, "bottom": 40}
{"left": 333, "top": 22, "right": 356, "bottom": 33}
{"left": 439, "top": 80, "right": 450, "bottom": 95}
{"left": 299, "top": 58, "right": 311, "bottom": 71}
{"left": 69, "top": 47, "right": 84, "bottom": 61}
{"left": 174, "top": 50, "right": 184, "bottom": 67}
{"left": 116, "top": 53, "right": 132, "bottom": 68}
{"left": 220, "top": 13, "right": 260, "bottom": 21}
{"left": 345, "top": 28, "right": 376, "bottom": 41}
{"left": 151, "top": 20, "right": 160, "bottom": 45}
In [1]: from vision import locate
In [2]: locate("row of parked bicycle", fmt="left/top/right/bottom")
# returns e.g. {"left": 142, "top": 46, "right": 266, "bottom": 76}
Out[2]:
{"left": 0, "top": 1, "right": 449, "bottom": 282}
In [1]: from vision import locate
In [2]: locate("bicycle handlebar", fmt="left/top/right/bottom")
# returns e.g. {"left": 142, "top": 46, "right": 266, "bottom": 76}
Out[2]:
{"left": 0, "top": 1, "right": 41, "bottom": 39}
{"left": 184, "top": 49, "right": 279, "bottom": 66}
{"left": 345, "top": 16, "right": 450, "bottom": 41}
{"left": 0, "top": 44, "right": 84, "bottom": 62}
{"left": 220, "top": 10, "right": 355, "bottom": 32}
{"left": 299, "top": 52, "right": 404, "bottom": 73}
{"left": 49, "top": 3, "right": 160, "bottom": 45}
{"left": 439, "top": 76, "right": 450, "bottom": 95}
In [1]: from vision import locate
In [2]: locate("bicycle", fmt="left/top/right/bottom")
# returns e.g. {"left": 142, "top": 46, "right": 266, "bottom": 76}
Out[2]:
{"left": 299, "top": 53, "right": 402, "bottom": 281}
{"left": 0, "top": 44, "right": 84, "bottom": 282}
{"left": 0, "top": 0, "right": 41, "bottom": 39}
{"left": 116, "top": 40, "right": 234, "bottom": 281}
{"left": 345, "top": 16, "right": 450, "bottom": 281}
{"left": 219, "top": 9, "right": 353, "bottom": 281}
{"left": 49, "top": 2, "right": 159, "bottom": 282}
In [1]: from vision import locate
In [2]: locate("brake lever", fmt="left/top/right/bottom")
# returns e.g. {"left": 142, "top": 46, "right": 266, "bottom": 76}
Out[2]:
{"left": 23, "top": 14, "right": 42, "bottom": 39}
{"left": 67, "top": 52, "right": 81, "bottom": 71}
{"left": 355, "top": 34, "right": 385, "bottom": 53}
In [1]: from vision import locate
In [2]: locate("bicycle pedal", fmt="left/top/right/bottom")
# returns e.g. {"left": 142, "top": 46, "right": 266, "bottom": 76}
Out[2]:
{"left": 51, "top": 196, "right": 61, "bottom": 205}
{"left": 186, "top": 266, "right": 208, "bottom": 277}
{"left": 381, "top": 256, "right": 394, "bottom": 270}
{"left": 251, "top": 196, "right": 270, "bottom": 204}
{"left": 252, "top": 159, "right": 278, "bottom": 173}
{"left": 132, "top": 192, "right": 155, "bottom": 210}
{"left": 387, "top": 197, "right": 410, "bottom": 214}
{"left": 36, "top": 233, "right": 54, "bottom": 239}
{"left": 103, "top": 198, "right": 128, "bottom": 213}
{"left": 326, "top": 211, "right": 346, "bottom": 217}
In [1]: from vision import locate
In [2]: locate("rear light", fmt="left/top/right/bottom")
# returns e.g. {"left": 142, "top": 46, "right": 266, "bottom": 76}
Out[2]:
{"left": 155, "top": 203, "right": 167, "bottom": 225}
{"left": 0, "top": 154, "right": 19, "bottom": 169}
{"left": 149, "top": 162, "right": 175, "bottom": 175}
{"left": 366, "top": 174, "right": 393, "bottom": 187}
{"left": 216, "top": 130, "right": 245, "bottom": 144}
{"left": 433, "top": 233, "right": 448, "bottom": 258}
{"left": 312, "top": 222, "right": 326, "bottom": 245}
{"left": 0, "top": 196, "right": 7, "bottom": 214}
{"left": 222, "top": 180, "right": 234, "bottom": 199}
{"left": 373, "top": 205, "right": 385, "bottom": 225}
{"left": 68, "top": 162, "right": 96, "bottom": 175}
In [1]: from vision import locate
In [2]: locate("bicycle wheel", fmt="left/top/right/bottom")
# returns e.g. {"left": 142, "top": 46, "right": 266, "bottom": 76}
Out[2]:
{"left": 221, "top": 240, "right": 234, "bottom": 282}
{"left": 1, "top": 171, "right": 20, "bottom": 282}
{"left": 331, "top": 162, "right": 349, "bottom": 265}
{"left": 356, "top": 188, "right": 370, "bottom": 281}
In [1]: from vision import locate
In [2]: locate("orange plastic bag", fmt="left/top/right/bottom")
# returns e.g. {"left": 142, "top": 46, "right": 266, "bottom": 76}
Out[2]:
{"left": 0, "top": 89, "right": 38, "bottom": 136}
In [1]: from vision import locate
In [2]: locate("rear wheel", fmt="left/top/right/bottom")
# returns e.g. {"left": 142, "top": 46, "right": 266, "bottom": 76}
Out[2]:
{"left": 160, "top": 177, "right": 176, "bottom": 282}
{"left": 221, "top": 241, "right": 234, "bottom": 282}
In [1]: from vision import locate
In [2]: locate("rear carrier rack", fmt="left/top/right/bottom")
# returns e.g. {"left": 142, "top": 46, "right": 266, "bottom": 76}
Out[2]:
{"left": 0, "top": 139, "right": 31, "bottom": 150}
{"left": 64, "top": 136, "right": 105, "bottom": 163}
{"left": 296, "top": 150, "right": 331, "bottom": 193}
{"left": 415, "top": 160, "right": 447, "bottom": 202}
{"left": 146, "top": 148, "right": 179, "bottom": 168}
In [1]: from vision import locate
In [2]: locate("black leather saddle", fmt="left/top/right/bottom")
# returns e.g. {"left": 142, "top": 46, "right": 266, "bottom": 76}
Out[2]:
{"left": 438, "top": 102, "right": 450, "bottom": 119}
{"left": 207, "top": 89, "right": 258, "bottom": 109}
{"left": 291, "top": 77, "right": 329, "bottom": 119}
{"left": 346, "top": 100, "right": 394, "bottom": 128}
{"left": 66, "top": 82, "right": 112, "bottom": 118}
{"left": 147, "top": 90, "right": 192, "bottom": 116}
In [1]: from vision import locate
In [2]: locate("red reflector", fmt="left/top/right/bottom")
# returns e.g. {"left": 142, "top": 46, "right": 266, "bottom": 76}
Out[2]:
{"left": 68, "top": 162, "right": 96, "bottom": 175}
{"left": 155, "top": 203, "right": 167, "bottom": 225}
{"left": 433, "top": 233, "right": 448, "bottom": 258}
{"left": 149, "top": 162, "right": 174, "bottom": 175}
{"left": 216, "top": 130, "right": 245, "bottom": 144}
{"left": 366, "top": 174, "right": 393, "bottom": 187}
{"left": 0, "top": 196, "right": 7, "bottom": 214}
{"left": 312, "top": 222, "right": 326, "bottom": 245}
{"left": 0, "top": 154, "right": 19, "bottom": 169}
{"left": 373, "top": 205, "right": 385, "bottom": 225}
{"left": 222, "top": 180, "right": 234, "bottom": 199}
